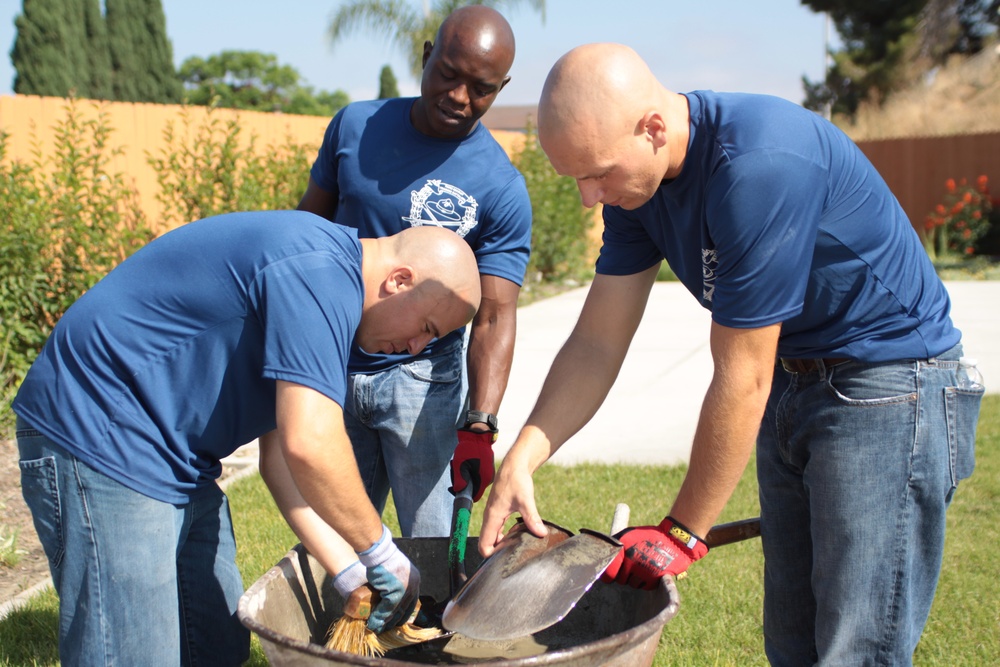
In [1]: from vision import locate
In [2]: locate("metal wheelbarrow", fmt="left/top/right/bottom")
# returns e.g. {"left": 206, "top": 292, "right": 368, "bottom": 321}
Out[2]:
{"left": 238, "top": 536, "right": 680, "bottom": 666}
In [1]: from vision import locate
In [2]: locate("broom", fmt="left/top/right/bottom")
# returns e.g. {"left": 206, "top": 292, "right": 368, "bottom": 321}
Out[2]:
{"left": 324, "top": 583, "right": 443, "bottom": 657}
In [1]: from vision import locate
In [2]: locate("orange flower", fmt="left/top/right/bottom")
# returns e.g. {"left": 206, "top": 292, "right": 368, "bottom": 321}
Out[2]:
{"left": 936, "top": 204, "right": 947, "bottom": 215}
{"left": 977, "top": 174, "right": 989, "bottom": 193}
{"left": 951, "top": 203, "right": 965, "bottom": 214}
{"left": 963, "top": 229, "right": 972, "bottom": 239}
{"left": 973, "top": 211, "right": 982, "bottom": 220}
{"left": 946, "top": 178, "right": 957, "bottom": 193}
{"left": 963, "top": 191, "right": 973, "bottom": 203}
{"left": 965, "top": 246, "right": 974, "bottom": 255}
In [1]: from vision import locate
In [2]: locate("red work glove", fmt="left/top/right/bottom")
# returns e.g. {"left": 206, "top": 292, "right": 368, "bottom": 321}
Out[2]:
{"left": 602, "top": 516, "right": 709, "bottom": 589}
{"left": 449, "top": 429, "right": 496, "bottom": 502}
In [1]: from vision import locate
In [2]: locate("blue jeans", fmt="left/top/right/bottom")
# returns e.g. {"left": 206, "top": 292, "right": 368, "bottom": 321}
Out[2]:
{"left": 345, "top": 340, "right": 466, "bottom": 537}
{"left": 757, "top": 345, "right": 981, "bottom": 666}
{"left": 16, "top": 418, "right": 249, "bottom": 667}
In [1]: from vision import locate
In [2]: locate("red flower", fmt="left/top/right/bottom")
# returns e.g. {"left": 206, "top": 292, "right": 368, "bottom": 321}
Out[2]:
{"left": 946, "top": 178, "right": 957, "bottom": 193}
{"left": 936, "top": 204, "right": 947, "bottom": 215}
{"left": 976, "top": 174, "right": 989, "bottom": 193}
{"left": 965, "top": 246, "right": 974, "bottom": 255}
{"left": 963, "top": 191, "right": 974, "bottom": 204}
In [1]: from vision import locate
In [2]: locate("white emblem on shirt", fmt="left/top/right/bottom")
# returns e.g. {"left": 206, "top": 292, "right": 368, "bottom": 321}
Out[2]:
{"left": 702, "top": 248, "right": 718, "bottom": 302}
{"left": 403, "top": 179, "right": 479, "bottom": 237}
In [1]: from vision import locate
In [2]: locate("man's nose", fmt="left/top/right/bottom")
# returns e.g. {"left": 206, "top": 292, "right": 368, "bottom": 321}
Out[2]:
{"left": 577, "top": 179, "right": 603, "bottom": 208}
{"left": 448, "top": 83, "right": 470, "bottom": 106}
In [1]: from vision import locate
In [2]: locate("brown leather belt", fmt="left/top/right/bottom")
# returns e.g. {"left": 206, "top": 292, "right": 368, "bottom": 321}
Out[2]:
{"left": 780, "top": 357, "right": 850, "bottom": 374}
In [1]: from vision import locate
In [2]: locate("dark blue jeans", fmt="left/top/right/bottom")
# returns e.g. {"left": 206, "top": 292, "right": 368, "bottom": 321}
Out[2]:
{"left": 758, "top": 345, "right": 981, "bottom": 666}
{"left": 16, "top": 418, "right": 249, "bottom": 666}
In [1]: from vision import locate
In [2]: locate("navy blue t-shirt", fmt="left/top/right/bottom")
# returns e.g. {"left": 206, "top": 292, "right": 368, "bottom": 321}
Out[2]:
{"left": 598, "top": 91, "right": 958, "bottom": 361}
{"left": 13, "top": 211, "right": 364, "bottom": 503}
{"left": 310, "top": 97, "right": 532, "bottom": 372}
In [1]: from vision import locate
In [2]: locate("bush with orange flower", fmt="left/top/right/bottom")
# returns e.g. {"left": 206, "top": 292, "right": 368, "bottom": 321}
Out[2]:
{"left": 924, "top": 175, "right": 993, "bottom": 259}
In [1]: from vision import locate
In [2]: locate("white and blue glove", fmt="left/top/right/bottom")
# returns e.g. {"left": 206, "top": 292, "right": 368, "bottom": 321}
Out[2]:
{"left": 332, "top": 560, "right": 368, "bottom": 600}
{"left": 357, "top": 525, "right": 420, "bottom": 633}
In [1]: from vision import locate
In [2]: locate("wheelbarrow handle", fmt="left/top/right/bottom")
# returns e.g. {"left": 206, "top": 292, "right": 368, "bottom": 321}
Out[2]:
{"left": 704, "top": 517, "right": 761, "bottom": 549}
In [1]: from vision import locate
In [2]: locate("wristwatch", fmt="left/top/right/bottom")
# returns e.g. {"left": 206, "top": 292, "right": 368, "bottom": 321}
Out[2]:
{"left": 464, "top": 410, "right": 498, "bottom": 433}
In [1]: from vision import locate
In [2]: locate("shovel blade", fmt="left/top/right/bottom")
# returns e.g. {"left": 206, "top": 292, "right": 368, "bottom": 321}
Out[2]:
{"left": 442, "top": 520, "right": 621, "bottom": 641}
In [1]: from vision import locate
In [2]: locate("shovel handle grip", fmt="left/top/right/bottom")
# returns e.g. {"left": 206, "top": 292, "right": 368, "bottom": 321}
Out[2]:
{"left": 704, "top": 517, "right": 761, "bottom": 549}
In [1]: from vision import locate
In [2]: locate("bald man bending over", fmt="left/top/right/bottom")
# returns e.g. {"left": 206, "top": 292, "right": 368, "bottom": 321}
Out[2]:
{"left": 298, "top": 5, "right": 532, "bottom": 538}
{"left": 480, "top": 43, "right": 980, "bottom": 666}
{"left": 14, "top": 212, "right": 480, "bottom": 665}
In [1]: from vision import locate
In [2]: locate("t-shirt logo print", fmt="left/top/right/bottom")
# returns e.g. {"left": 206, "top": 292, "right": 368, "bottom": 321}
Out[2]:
{"left": 403, "top": 179, "right": 479, "bottom": 237}
{"left": 702, "top": 248, "right": 718, "bottom": 302}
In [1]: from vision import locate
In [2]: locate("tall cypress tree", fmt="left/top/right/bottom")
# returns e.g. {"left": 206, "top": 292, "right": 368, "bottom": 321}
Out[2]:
{"left": 139, "top": 0, "right": 181, "bottom": 103}
{"left": 378, "top": 64, "right": 399, "bottom": 100}
{"left": 11, "top": 0, "right": 80, "bottom": 97}
{"left": 84, "top": 0, "right": 113, "bottom": 99}
{"left": 107, "top": 0, "right": 180, "bottom": 103}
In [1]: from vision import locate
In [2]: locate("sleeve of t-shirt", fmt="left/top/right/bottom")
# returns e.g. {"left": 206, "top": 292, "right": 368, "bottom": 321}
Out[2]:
{"left": 472, "top": 170, "right": 532, "bottom": 286}
{"left": 707, "top": 150, "right": 827, "bottom": 328}
{"left": 253, "top": 253, "right": 361, "bottom": 405}
{"left": 597, "top": 206, "right": 665, "bottom": 276}
{"left": 309, "top": 110, "right": 346, "bottom": 196}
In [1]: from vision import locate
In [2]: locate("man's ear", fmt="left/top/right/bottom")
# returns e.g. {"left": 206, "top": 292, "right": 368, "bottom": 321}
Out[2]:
{"left": 641, "top": 111, "right": 668, "bottom": 149}
{"left": 383, "top": 266, "right": 415, "bottom": 295}
{"left": 422, "top": 41, "right": 434, "bottom": 69}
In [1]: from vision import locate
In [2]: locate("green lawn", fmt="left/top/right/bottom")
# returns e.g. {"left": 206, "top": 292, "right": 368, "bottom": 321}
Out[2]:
{"left": 2, "top": 396, "right": 997, "bottom": 666}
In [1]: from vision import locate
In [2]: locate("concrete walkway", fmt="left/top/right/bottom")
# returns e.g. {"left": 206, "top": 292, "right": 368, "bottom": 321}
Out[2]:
{"left": 494, "top": 280, "right": 1000, "bottom": 466}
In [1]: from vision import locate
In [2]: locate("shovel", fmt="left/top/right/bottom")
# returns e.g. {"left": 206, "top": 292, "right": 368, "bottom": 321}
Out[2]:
{"left": 442, "top": 505, "right": 762, "bottom": 641}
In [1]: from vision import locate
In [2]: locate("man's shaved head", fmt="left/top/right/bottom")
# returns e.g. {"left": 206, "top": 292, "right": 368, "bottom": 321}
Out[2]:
{"left": 434, "top": 5, "right": 515, "bottom": 73}
{"left": 538, "top": 43, "right": 661, "bottom": 166}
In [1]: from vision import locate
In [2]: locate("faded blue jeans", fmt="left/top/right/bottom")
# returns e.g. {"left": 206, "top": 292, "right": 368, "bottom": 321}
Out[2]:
{"left": 345, "top": 339, "right": 466, "bottom": 537}
{"left": 758, "top": 344, "right": 981, "bottom": 666}
{"left": 16, "top": 418, "right": 249, "bottom": 666}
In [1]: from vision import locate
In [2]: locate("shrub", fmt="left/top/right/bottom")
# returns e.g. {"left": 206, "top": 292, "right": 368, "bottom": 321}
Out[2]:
{"left": 147, "top": 103, "right": 316, "bottom": 229}
{"left": 511, "top": 120, "right": 595, "bottom": 284}
{"left": 0, "top": 101, "right": 154, "bottom": 434}
{"left": 924, "top": 175, "right": 993, "bottom": 259}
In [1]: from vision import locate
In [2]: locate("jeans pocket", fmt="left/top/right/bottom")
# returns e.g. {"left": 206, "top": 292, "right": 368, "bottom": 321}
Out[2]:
{"left": 945, "top": 386, "right": 982, "bottom": 487}
{"left": 18, "top": 455, "right": 65, "bottom": 569}
{"left": 399, "top": 347, "right": 463, "bottom": 384}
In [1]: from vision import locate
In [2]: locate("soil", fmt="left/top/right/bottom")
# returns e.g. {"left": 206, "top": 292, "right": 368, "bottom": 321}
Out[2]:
{"left": 0, "top": 437, "right": 50, "bottom": 609}
{"left": 0, "top": 437, "right": 259, "bottom": 614}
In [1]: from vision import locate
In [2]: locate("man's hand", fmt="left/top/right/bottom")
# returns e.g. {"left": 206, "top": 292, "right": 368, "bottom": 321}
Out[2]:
{"left": 356, "top": 525, "right": 420, "bottom": 633}
{"left": 449, "top": 429, "right": 496, "bottom": 501}
{"left": 478, "top": 459, "right": 547, "bottom": 557}
{"left": 602, "top": 517, "right": 709, "bottom": 589}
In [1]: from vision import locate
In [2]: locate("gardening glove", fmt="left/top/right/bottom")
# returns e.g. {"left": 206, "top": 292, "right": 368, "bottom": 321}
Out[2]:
{"left": 601, "top": 516, "right": 709, "bottom": 590}
{"left": 449, "top": 429, "right": 497, "bottom": 502}
{"left": 357, "top": 525, "right": 420, "bottom": 633}
{"left": 331, "top": 560, "right": 368, "bottom": 601}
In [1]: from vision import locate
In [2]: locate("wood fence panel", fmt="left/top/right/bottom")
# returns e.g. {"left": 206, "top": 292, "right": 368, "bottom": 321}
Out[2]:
{"left": 856, "top": 133, "right": 1000, "bottom": 232}
{"left": 1, "top": 94, "right": 523, "bottom": 232}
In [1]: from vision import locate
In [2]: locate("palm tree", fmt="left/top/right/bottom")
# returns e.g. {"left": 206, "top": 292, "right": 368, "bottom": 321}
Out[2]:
{"left": 328, "top": 0, "right": 546, "bottom": 81}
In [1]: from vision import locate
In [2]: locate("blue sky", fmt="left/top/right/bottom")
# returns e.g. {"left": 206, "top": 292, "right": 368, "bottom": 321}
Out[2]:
{"left": 1, "top": 1, "right": 833, "bottom": 107}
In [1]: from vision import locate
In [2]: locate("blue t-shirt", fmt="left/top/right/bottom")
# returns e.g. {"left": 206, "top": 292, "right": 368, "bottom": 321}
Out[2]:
{"left": 598, "top": 91, "right": 958, "bottom": 362}
{"left": 310, "top": 97, "right": 532, "bottom": 372}
{"left": 13, "top": 211, "right": 364, "bottom": 503}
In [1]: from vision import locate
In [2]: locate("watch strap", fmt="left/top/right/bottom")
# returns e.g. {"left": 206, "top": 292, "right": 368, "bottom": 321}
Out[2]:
{"left": 464, "top": 410, "right": 498, "bottom": 433}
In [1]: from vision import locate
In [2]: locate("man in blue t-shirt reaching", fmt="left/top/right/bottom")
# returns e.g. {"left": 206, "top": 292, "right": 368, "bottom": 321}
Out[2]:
{"left": 480, "top": 43, "right": 983, "bottom": 666}
{"left": 298, "top": 5, "right": 532, "bottom": 538}
{"left": 13, "top": 213, "right": 481, "bottom": 666}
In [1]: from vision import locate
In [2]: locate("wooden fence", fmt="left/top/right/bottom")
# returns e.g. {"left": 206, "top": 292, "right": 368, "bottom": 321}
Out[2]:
{"left": 2, "top": 94, "right": 994, "bottom": 236}
{"left": 0, "top": 94, "right": 524, "bottom": 230}
{"left": 855, "top": 132, "right": 1000, "bottom": 232}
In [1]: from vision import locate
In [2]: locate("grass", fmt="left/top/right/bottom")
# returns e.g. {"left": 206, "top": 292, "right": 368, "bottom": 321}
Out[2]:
{"left": 1, "top": 396, "right": 998, "bottom": 666}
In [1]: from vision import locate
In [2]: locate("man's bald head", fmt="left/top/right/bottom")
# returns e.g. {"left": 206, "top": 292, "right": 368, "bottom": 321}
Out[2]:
{"left": 413, "top": 5, "right": 515, "bottom": 138}
{"left": 390, "top": 225, "right": 481, "bottom": 321}
{"left": 433, "top": 5, "right": 515, "bottom": 74}
{"left": 538, "top": 43, "right": 663, "bottom": 166}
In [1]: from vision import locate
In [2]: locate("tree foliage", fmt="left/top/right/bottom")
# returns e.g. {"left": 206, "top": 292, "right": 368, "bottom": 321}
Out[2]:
{"left": 802, "top": 0, "right": 1000, "bottom": 117}
{"left": 328, "top": 0, "right": 546, "bottom": 81}
{"left": 11, "top": 0, "right": 87, "bottom": 97}
{"left": 511, "top": 120, "right": 594, "bottom": 283}
{"left": 105, "top": 0, "right": 181, "bottom": 103}
{"left": 178, "top": 50, "right": 350, "bottom": 116}
{"left": 378, "top": 64, "right": 400, "bottom": 99}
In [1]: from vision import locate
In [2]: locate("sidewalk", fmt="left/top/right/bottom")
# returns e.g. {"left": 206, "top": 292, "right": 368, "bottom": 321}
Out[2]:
{"left": 494, "top": 280, "right": 1000, "bottom": 466}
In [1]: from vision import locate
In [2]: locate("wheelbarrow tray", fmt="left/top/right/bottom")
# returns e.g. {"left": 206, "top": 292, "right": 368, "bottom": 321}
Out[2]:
{"left": 238, "top": 538, "right": 679, "bottom": 666}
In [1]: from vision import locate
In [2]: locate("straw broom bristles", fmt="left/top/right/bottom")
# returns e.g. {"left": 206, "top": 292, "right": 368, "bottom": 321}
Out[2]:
{"left": 324, "top": 584, "right": 443, "bottom": 657}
